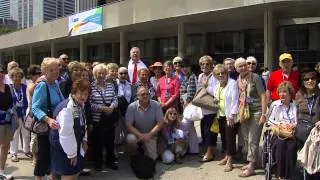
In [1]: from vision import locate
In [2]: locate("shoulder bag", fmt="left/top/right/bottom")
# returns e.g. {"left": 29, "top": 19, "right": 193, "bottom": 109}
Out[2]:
{"left": 191, "top": 74, "right": 219, "bottom": 112}
{"left": 24, "top": 83, "right": 51, "bottom": 135}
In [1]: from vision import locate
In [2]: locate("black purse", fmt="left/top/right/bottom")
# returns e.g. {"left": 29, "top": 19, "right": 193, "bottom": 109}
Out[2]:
{"left": 295, "top": 119, "right": 313, "bottom": 143}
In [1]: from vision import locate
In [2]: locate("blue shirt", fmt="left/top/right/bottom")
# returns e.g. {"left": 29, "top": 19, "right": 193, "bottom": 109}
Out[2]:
{"left": 32, "top": 81, "right": 65, "bottom": 121}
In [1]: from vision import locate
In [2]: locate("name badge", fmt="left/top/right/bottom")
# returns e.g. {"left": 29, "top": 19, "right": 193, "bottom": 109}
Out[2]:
{"left": 246, "top": 96, "right": 254, "bottom": 104}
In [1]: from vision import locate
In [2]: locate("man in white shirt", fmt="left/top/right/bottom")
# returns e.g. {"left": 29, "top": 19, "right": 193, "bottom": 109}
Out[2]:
{"left": 117, "top": 67, "right": 132, "bottom": 104}
{"left": 127, "top": 47, "right": 147, "bottom": 84}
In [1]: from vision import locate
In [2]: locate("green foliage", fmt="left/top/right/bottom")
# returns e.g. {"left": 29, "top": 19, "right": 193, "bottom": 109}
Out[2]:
{"left": 0, "top": 27, "right": 14, "bottom": 35}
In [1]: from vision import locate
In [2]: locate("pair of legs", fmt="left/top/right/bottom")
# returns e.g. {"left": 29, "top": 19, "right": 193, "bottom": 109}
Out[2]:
{"left": 10, "top": 117, "right": 31, "bottom": 161}
{"left": 274, "top": 138, "right": 296, "bottom": 179}
{"left": 218, "top": 117, "right": 236, "bottom": 172}
{"left": 126, "top": 133, "right": 158, "bottom": 160}
{"left": 34, "top": 134, "right": 52, "bottom": 180}
{"left": 91, "top": 124, "right": 116, "bottom": 170}
{"left": 239, "top": 113, "right": 263, "bottom": 177}
{"left": 60, "top": 172, "right": 80, "bottom": 180}
{"left": 200, "top": 114, "right": 217, "bottom": 162}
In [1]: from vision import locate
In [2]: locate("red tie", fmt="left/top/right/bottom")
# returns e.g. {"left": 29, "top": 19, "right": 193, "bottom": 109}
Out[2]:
{"left": 132, "top": 63, "right": 138, "bottom": 84}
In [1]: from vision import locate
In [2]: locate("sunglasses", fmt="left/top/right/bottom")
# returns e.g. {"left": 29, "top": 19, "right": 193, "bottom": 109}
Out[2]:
{"left": 119, "top": 72, "right": 128, "bottom": 75}
{"left": 247, "top": 62, "right": 256, "bottom": 65}
{"left": 200, "top": 63, "right": 210, "bottom": 66}
{"left": 169, "top": 112, "right": 177, "bottom": 116}
{"left": 303, "top": 77, "right": 316, "bottom": 82}
{"left": 140, "top": 92, "right": 149, "bottom": 96}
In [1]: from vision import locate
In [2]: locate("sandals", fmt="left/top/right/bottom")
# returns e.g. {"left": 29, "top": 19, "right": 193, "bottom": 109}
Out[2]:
{"left": 199, "top": 155, "right": 214, "bottom": 163}
{"left": 218, "top": 159, "right": 227, "bottom": 166}
{"left": 238, "top": 168, "right": 255, "bottom": 177}
{"left": 224, "top": 163, "right": 233, "bottom": 172}
{"left": 240, "top": 164, "right": 249, "bottom": 170}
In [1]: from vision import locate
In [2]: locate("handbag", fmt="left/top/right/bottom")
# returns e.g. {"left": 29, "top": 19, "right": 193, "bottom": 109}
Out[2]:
{"left": 24, "top": 83, "right": 51, "bottom": 135}
{"left": 271, "top": 123, "right": 295, "bottom": 139}
{"left": 192, "top": 87, "right": 219, "bottom": 112}
{"left": 295, "top": 119, "right": 313, "bottom": 143}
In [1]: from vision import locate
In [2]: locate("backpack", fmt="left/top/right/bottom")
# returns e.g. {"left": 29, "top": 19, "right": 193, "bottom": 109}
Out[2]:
{"left": 130, "top": 143, "right": 156, "bottom": 179}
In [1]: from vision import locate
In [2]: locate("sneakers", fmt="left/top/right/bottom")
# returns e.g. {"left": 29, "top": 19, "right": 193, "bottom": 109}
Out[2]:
{"left": 11, "top": 154, "right": 19, "bottom": 162}
{"left": 0, "top": 171, "right": 13, "bottom": 180}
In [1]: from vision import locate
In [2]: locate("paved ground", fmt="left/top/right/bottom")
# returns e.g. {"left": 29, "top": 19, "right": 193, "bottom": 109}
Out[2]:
{"left": 5, "top": 122, "right": 265, "bottom": 180}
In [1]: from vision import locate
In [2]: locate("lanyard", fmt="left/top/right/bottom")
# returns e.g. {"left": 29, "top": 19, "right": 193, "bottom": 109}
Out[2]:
{"left": 306, "top": 96, "right": 315, "bottom": 117}
{"left": 13, "top": 86, "right": 23, "bottom": 103}
{"left": 282, "top": 103, "right": 292, "bottom": 123}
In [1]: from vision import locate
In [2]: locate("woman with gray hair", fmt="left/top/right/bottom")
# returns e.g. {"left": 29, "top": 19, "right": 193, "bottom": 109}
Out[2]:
{"left": 90, "top": 63, "right": 118, "bottom": 171}
{"left": 8, "top": 67, "right": 30, "bottom": 163}
{"left": 235, "top": 57, "right": 267, "bottom": 177}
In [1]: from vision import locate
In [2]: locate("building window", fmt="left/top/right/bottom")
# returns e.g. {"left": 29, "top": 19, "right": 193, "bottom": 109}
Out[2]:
{"left": 88, "top": 45, "right": 99, "bottom": 61}
{"left": 187, "top": 34, "right": 202, "bottom": 65}
{"left": 157, "top": 37, "right": 177, "bottom": 61}
{"left": 280, "top": 24, "right": 320, "bottom": 67}
{"left": 280, "top": 26, "right": 309, "bottom": 51}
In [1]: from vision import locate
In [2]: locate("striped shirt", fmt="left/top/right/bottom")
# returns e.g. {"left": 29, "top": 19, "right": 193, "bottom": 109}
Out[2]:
{"left": 180, "top": 73, "right": 197, "bottom": 103}
{"left": 90, "top": 81, "right": 118, "bottom": 122}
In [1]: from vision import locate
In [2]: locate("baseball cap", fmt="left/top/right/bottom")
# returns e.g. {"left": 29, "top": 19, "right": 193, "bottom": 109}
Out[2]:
{"left": 279, "top": 53, "right": 292, "bottom": 62}
{"left": 173, "top": 56, "right": 183, "bottom": 64}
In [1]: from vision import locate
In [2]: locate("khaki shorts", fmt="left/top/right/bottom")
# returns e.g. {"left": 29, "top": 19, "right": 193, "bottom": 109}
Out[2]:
{"left": 0, "top": 125, "right": 13, "bottom": 144}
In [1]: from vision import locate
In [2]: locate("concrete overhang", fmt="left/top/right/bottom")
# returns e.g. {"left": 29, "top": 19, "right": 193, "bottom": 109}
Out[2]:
{"left": 0, "top": 0, "right": 319, "bottom": 50}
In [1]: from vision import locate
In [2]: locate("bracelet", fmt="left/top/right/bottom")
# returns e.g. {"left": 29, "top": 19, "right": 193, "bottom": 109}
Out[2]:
{"left": 262, "top": 113, "right": 267, "bottom": 117}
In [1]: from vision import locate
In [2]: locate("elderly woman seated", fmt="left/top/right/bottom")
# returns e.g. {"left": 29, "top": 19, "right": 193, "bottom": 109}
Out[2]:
{"left": 268, "top": 81, "right": 297, "bottom": 180}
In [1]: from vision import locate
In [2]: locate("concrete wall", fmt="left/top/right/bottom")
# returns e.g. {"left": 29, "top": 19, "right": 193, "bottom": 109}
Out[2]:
{"left": 0, "top": 0, "right": 300, "bottom": 49}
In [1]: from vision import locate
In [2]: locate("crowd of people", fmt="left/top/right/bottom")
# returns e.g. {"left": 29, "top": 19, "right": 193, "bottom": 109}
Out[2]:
{"left": 0, "top": 46, "right": 320, "bottom": 180}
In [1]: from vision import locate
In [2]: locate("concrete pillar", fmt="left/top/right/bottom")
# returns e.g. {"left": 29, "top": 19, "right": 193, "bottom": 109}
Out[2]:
{"left": 80, "top": 37, "right": 87, "bottom": 62}
{"left": 120, "top": 31, "right": 128, "bottom": 65}
{"left": 112, "top": 43, "right": 119, "bottom": 64}
{"left": 0, "top": 51, "right": 3, "bottom": 65}
{"left": 50, "top": 42, "right": 58, "bottom": 57}
{"left": 29, "top": 46, "right": 36, "bottom": 64}
{"left": 264, "top": 9, "right": 276, "bottom": 70}
{"left": 201, "top": 33, "right": 208, "bottom": 54}
{"left": 12, "top": 50, "right": 16, "bottom": 61}
{"left": 150, "top": 38, "right": 156, "bottom": 60}
{"left": 178, "top": 23, "right": 186, "bottom": 58}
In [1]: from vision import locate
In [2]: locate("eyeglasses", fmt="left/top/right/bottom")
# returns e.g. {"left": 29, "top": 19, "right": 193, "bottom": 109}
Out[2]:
{"left": 247, "top": 62, "right": 256, "bottom": 65}
{"left": 303, "top": 77, "right": 316, "bottom": 82}
{"left": 33, "top": 72, "right": 42, "bottom": 75}
{"left": 119, "top": 72, "right": 128, "bottom": 75}
{"left": 169, "top": 112, "right": 177, "bottom": 116}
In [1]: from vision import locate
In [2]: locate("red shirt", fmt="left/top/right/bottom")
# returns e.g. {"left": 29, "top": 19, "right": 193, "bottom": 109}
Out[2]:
{"left": 157, "top": 75, "right": 180, "bottom": 108}
{"left": 267, "top": 69, "right": 300, "bottom": 101}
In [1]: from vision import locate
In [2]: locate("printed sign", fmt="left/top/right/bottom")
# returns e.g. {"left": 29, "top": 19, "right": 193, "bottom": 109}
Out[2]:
{"left": 68, "top": 7, "right": 103, "bottom": 36}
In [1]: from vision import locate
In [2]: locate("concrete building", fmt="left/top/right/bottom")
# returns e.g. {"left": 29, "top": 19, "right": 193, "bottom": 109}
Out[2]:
{"left": 0, "top": 18, "right": 17, "bottom": 29}
{"left": 0, "top": 0, "right": 320, "bottom": 71}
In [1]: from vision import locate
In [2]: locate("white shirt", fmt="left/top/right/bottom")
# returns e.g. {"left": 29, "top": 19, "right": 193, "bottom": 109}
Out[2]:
{"left": 117, "top": 79, "right": 132, "bottom": 103}
{"left": 268, "top": 99, "right": 297, "bottom": 125}
{"left": 127, "top": 59, "right": 147, "bottom": 83}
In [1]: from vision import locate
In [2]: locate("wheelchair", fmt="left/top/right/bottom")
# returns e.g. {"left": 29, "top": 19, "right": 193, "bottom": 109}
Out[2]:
{"left": 261, "top": 125, "right": 276, "bottom": 180}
